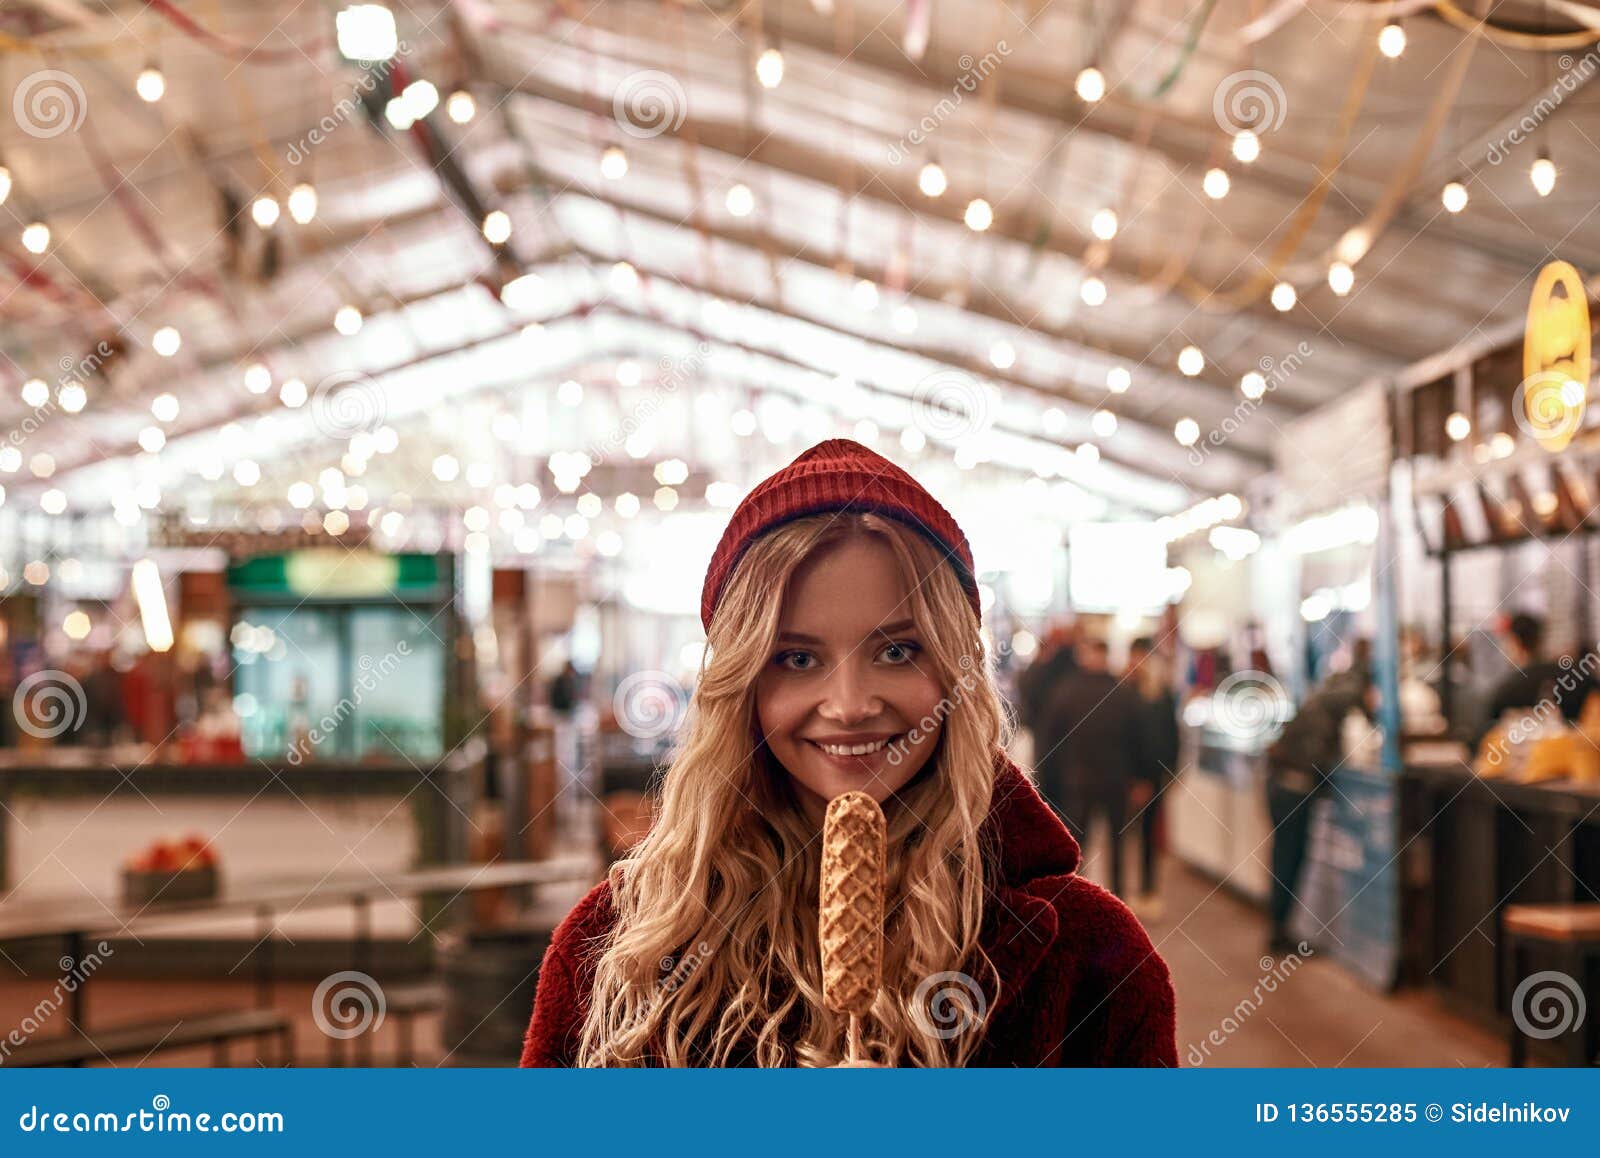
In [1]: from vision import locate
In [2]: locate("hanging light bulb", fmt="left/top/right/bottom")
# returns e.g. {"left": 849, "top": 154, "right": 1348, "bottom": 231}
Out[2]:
{"left": 1174, "top": 418, "right": 1200, "bottom": 447}
{"left": 336, "top": 4, "right": 399, "bottom": 62}
{"left": 1203, "top": 167, "right": 1231, "bottom": 199}
{"left": 136, "top": 65, "right": 165, "bottom": 103}
{"left": 1271, "top": 281, "right": 1296, "bottom": 312}
{"left": 852, "top": 280, "right": 879, "bottom": 310}
{"left": 1080, "top": 275, "right": 1107, "bottom": 306}
{"left": 1074, "top": 65, "right": 1106, "bottom": 103}
{"left": 1378, "top": 21, "right": 1407, "bottom": 59}
{"left": 288, "top": 182, "right": 317, "bottom": 224}
{"left": 21, "top": 222, "right": 48, "bottom": 254}
{"left": 1531, "top": 152, "right": 1556, "bottom": 197}
{"left": 918, "top": 161, "right": 947, "bottom": 198}
{"left": 1328, "top": 260, "right": 1355, "bottom": 296}
{"left": 1231, "top": 129, "right": 1261, "bottom": 164}
{"left": 963, "top": 198, "right": 993, "bottom": 231}
{"left": 600, "top": 144, "right": 628, "bottom": 180}
{"left": 1091, "top": 207, "right": 1118, "bottom": 241}
{"left": 1445, "top": 411, "right": 1471, "bottom": 442}
{"left": 20, "top": 379, "right": 48, "bottom": 407}
{"left": 756, "top": 47, "right": 784, "bottom": 88}
{"left": 1091, "top": 409, "right": 1118, "bottom": 438}
{"left": 334, "top": 304, "right": 363, "bottom": 335}
{"left": 1240, "top": 372, "right": 1267, "bottom": 400}
{"left": 244, "top": 362, "right": 272, "bottom": 394}
{"left": 1441, "top": 178, "right": 1469, "bottom": 214}
{"left": 1106, "top": 366, "right": 1132, "bottom": 394}
{"left": 482, "top": 209, "right": 512, "bottom": 243}
{"left": 725, "top": 183, "right": 755, "bottom": 217}
{"left": 1178, "top": 345, "right": 1204, "bottom": 376}
{"left": 447, "top": 88, "right": 476, "bottom": 123}
{"left": 989, "top": 339, "right": 1016, "bottom": 370}
{"left": 251, "top": 195, "right": 281, "bottom": 228}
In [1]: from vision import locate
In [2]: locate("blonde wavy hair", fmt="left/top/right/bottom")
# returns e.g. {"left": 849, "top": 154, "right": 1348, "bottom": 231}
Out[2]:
{"left": 577, "top": 511, "right": 1011, "bottom": 1067}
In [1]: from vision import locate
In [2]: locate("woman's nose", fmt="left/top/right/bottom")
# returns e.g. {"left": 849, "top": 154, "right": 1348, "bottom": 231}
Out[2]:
{"left": 818, "top": 661, "right": 884, "bottom": 724}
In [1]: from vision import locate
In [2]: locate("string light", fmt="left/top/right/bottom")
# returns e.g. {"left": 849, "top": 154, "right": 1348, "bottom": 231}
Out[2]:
{"left": 1203, "top": 167, "right": 1231, "bottom": 199}
{"left": 963, "top": 197, "right": 993, "bottom": 231}
{"left": 1174, "top": 418, "right": 1200, "bottom": 446}
{"left": 288, "top": 182, "right": 318, "bottom": 224}
{"left": 1074, "top": 65, "right": 1106, "bottom": 103}
{"left": 1231, "top": 129, "right": 1260, "bottom": 163}
{"left": 1106, "top": 366, "right": 1132, "bottom": 393}
{"left": 152, "top": 326, "right": 181, "bottom": 357}
{"left": 59, "top": 384, "right": 85, "bottom": 413}
{"left": 1241, "top": 372, "right": 1266, "bottom": 400}
{"left": 1091, "top": 409, "right": 1118, "bottom": 437}
{"left": 151, "top": 393, "right": 179, "bottom": 422}
{"left": 756, "top": 47, "right": 785, "bottom": 88}
{"left": 600, "top": 145, "right": 629, "bottom": 180}
{"left": 334, "top": 304, "right": 363, "bottom": 335}
{"left": 447, "top": 89, "right": 476, "bottom": 124}
{"left": 1178, "top": 345, "right": 1204, "bottom": 376}
{"left": 1531, "top": 152, "right": 1556, "bottom": 197}
{"left": 892, "top": 304, "right": 918, "bottom": 334}
{"left": 1091, "top": 207, "right": 1118, "bottom": 240}
{"left": 251, "top": 195, "right": 281, "bottom": 228}
{"left": 482, "top": 210, "right": 512, "bottom": 243}
{"left": 21, "top": 379, "right": 48, "bottom": 407}
{"left": 1328, "top": 260, "right": 1355, "bottom": 296}
{"left": 1080, "top": 275, "right": 1107, "bottom": 306}
{"left": 401, "top": 80, "right": 438, "bottom": 120}
{"left": 279, "top": 377, "right": 307, "bottom": 407}
{"left": 244, "top": 363, "right": 272, "bottom": 394}
{"left": 138, "top": 426, "right": 165, "bottom": 453}
{"left": 21, "top": 222, "right": 48, "bottom": 254}
{"left": 1378, "top": 21, "right": 1407, "bottom": 59}
{"left": 336, "top": 4, "right": 399, "bottom": 62}
{"left": 136, "top": 66, "right": 165, "bottom": 103}
{"left": 1445, "top": 411, "right": 1471, "bottom": 441}
{"left": 725, "top": 183, "right": 754, "bottom": 217}
{"left": 1441, "top": 178, "right": 1469, "bottom": 214}
{"left": 852, "top": 279, "right": 879, "bottom": 310}
{"left": 989, "top": 340, "right": 1016, "bottom": 370}
{"left": 918, "top": 161, "right": 947, "bottom": 198}
{"left": 1271, "top": 281, "right": 1296, "bottom": 311}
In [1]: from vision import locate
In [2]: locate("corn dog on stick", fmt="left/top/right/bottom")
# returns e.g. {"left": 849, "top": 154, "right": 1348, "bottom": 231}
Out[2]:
{"left": 820, "top": 790, "right": 886, "bottom": 1064}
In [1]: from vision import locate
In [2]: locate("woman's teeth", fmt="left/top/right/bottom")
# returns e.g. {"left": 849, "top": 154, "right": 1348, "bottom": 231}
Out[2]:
{"left": 817, "top": 737, "right": 890, "bottom": 756}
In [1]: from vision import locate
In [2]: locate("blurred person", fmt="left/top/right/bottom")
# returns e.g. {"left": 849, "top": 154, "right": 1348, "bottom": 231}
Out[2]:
{"left": 1126, "top": 637, "right": 1179, "bottom": 918}
{"left": 1036, "top": 637, "right": 1144, "bottom": 899}
{"left": 1476, "top": 614, "right": 1589, "bottom": 745}
{"left": 549, "top": 660, "right": 585, "bottom": 716}
{"left": 522, "top": 439, "right": 1175, "bottom": 1067}
{"left": 1263, "top": 663, "right": 1375, "bottom": 955}
{"left": 1014, "top": 621, "right": 1076, "bottom": 740}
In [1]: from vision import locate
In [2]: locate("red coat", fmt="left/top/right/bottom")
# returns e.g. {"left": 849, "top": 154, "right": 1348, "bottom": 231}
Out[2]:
{"left": 521, "top": 753, "right": 1177, "bottom": 1067}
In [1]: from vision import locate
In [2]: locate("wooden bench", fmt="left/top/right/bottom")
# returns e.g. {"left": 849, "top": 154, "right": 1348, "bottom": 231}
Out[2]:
{"left": 7, "top": 1008, "right": 292, "bottom": 1068}
{"left": 325, "top": 980, "right": 443, "bottom": 1067}
{"left": 1502, "top": 904, "right": 1600, "bottom": 1067}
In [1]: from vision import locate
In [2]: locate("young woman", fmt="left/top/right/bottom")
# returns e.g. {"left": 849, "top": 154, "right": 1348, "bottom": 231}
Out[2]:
{"left": 521, "top": 439, "right": 1176, "bottom": 1067}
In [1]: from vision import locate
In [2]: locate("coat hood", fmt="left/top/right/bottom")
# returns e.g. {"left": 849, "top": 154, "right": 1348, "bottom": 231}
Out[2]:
{"left": 981, "top": 749, "right": 1082, "bottom": 886}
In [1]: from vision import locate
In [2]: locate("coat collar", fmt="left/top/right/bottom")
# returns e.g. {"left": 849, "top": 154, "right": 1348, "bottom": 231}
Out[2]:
{"left": 974, "top": 750, "right": 1081, "bottom": 1020}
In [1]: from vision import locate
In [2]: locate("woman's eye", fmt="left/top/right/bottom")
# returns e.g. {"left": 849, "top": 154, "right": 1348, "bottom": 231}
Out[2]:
{"left": 879, "top": 640, "right": 921, "bottom": 664}
{"left": 775, "top": 650, "right": 817, "bottom": 671}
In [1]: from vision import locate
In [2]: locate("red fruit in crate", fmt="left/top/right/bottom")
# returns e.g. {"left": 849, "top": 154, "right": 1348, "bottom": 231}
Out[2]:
{"left": 148, "top": 841, "right": 180, "bottom": 872}
{"left": 178, "top": 834, "right": 210, "bottom": 870}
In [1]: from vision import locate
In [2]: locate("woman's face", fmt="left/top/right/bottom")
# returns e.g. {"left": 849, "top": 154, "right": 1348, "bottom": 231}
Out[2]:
{"left": 755, "top": 534, "right": 948, "bottom": 819}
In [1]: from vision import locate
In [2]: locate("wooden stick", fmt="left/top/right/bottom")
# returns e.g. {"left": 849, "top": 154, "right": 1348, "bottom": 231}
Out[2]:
{"left": 848, "top": 1013, "right": 863, "bottom": 1063}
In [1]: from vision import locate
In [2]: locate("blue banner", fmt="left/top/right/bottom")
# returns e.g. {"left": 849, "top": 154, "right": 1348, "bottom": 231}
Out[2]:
{"left": 1, "top": 1068, "right": 1594, "bottom": 1152}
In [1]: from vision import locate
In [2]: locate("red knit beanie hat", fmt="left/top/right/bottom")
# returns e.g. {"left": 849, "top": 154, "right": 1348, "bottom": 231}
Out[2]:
{"left": 700, "top": 439, "right": 980, "bottom": 632}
